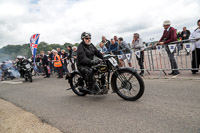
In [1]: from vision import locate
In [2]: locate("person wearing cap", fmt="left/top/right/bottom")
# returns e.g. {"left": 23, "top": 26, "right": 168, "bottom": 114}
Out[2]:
{"left": 157, "top": 20, "right": 179, "bottom": 75}
{"left": 132, "top": 33, "right": 144, "bottom": 76}
{"left": 189, "top": 19, "right": 200, "bottom": 74}
{"left": 118, "top": 37, "right": 132, "bottom": 67}
{"left": 77, "top": 32, "right": 103, "bottom": 94}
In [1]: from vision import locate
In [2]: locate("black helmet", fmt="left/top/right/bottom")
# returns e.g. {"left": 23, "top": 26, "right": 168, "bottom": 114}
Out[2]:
{"left": 81, "top": 32, "right": 91, "bottom": 40}
{"left": 197, "top": 19, "right": 200, "bottom": 25}
{"left": 118, "top": 37, "right": 123, "bottom": 41}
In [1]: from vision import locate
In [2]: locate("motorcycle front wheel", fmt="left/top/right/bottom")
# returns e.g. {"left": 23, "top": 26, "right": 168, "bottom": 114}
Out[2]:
{"left": 29, "top": 72, "right": 32, "bottom": 82}
{"left": 112, "top": 68, "right": 145, "bottom": 101}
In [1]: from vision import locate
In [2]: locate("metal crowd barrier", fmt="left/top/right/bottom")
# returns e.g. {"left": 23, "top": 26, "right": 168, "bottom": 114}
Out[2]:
{"left": 64, "top": 38, "right": 200, "bottom": 78}
{"left": 125, "top": 38, "right": 200, "bottom": 77}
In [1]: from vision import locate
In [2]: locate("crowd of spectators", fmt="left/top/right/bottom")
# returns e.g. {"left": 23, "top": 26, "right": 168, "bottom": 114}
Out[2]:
{"left": 1, "top": 19, "right": 200, "bottom": 78}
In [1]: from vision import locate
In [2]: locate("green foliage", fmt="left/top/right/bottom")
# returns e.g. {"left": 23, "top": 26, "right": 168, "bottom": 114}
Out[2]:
{"left": 0, "top": 42, "right": 79, "bottom": 61}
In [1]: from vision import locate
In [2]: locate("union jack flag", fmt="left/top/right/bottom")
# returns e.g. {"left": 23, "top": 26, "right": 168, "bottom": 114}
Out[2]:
{"left": 30, "top": 34, "right": 40, "bottom": 71}
{"left": 30, "top": 34, "right": 40, "bottom": 49}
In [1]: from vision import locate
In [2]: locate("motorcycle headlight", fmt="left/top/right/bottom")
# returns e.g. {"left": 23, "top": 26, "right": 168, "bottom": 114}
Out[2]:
{"left": 25, "top": 64, "right": 31, "bottom": 68}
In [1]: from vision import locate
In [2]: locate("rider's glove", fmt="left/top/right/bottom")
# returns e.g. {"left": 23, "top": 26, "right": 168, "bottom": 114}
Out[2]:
{"left": 91, "top": 59, "right": 101, "bottom": 65}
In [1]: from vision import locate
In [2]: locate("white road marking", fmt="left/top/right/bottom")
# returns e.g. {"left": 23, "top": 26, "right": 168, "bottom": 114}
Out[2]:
{"left": 1, "top": 79, "right": 23, "bottom": 84}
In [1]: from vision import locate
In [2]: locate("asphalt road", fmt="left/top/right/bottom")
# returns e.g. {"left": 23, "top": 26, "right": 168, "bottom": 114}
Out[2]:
{"left": 0, "top": 77, "right": 200, "bottom": 133}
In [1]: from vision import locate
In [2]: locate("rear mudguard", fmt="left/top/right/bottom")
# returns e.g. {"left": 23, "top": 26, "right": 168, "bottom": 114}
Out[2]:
{"left": 67, "top": 70, "right": 81, "bottom": 83}
{"left": 111, "top": 67, "right": 137, "bottom": 93}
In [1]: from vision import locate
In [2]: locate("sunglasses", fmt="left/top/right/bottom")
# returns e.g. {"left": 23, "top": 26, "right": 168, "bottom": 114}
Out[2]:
{"left": 85, "top": 38, "right": 91, "bottom": 40}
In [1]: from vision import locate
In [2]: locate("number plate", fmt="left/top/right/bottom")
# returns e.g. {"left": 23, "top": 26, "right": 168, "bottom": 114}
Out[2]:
{"left": 108, "top": 57, "right": 118, "bottom": 67}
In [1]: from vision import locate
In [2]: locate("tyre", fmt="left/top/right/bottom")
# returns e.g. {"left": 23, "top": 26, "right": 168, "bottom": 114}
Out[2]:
{"left": 29, "top": 72, "right": 32, "bottom": 82}
{"left": 111, "top": 69, "right": 145, "bottom": 101}
{"left": 69, "top": 72, "right": 87, "bottom": 96}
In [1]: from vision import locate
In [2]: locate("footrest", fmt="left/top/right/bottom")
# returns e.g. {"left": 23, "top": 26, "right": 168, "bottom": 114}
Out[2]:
{"left": 66, "top": 88, "right": 72, "bottom": 91}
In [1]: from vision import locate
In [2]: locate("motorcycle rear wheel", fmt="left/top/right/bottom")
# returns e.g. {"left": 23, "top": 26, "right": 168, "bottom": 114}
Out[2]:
{"left": 69, "top": 72, "right": 87, "bottom": 96}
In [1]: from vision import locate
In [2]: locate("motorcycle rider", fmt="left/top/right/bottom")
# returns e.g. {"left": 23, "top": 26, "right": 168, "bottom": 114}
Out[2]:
{"left": 16, "top": 56, "right": 32, "bottom": 78}
{"left": 16, "top": 56, "right": 25, "bottom": 78}
{"left": 77, "top": 32, "right": 103, "bottom": 94}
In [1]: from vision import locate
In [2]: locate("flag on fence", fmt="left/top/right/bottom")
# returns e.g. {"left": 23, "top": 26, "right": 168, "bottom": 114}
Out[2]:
{"left": 135, "top": 51, "right": 140, "bottom": 58}
{"left": 183, "top": 43, "right": 192, "bottom": 53}
{"left": 168, "top": 44, "right": 176, "bottom": 53}
{"left": 156, "top": 45, "right": 162, "bottom": 53}
{"left": 125, "top": 53, "right": 131, "bottom": 60}
{"left": 30, "top": 34, "right": 40, "bottom": 71}
{"left": 117, "top": 55, "right": 123, "bottom": 59}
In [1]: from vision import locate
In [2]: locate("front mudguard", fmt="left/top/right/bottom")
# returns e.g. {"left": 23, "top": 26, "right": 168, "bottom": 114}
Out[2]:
{"left": 111, "top": 67, "right": 137, "bottom": 93}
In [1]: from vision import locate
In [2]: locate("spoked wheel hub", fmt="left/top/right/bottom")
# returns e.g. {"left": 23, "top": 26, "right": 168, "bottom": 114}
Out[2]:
{"left": 121, "top": 80, "right": 132, "bottom": 91}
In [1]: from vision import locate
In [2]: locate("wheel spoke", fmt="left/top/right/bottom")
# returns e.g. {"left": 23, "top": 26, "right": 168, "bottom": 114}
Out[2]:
{"left": 116, "top": 72, "right": 140, "bottom": 98}
{"left": 127, "top": 74, "right": 134, "bottom": 82}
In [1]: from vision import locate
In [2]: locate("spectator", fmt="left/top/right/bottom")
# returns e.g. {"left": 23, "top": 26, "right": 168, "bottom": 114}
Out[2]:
{"left": 40, "top": 51, "right": 50, "bottom": 78}
{"left": 48, "top": 51, "right": 53, "bottom": 73}
{"left": 101, "top": 36, "right": 110, "bottom": 49}
{"left": 118, "top": 37, "right": 132, "bottom": 67}
{"left": 189, "top": 19, "right": 200, "bottom": 74}
{"left": 132, "top": 33, "right": 144, "bottom": 76}
{"left": 72, "top": 46, "right": 78, "bottom": 70}
{"left": 35, "top": 54, "right": 41, "bottom": 62}
{"left": 181, "top": 27, "right": 191, "bottom": 55}
{"left": 108, "top": 39, "right": 118, "bottom": 55}
{"left": 60, "top": 49, "right": 68, "bottom": 74}
{"left": 114, "top": 35, "right": 118, "bottom": 43}
{"left": 181, "top": 27, "right": 191, "bottom": 40}
{"left": 67, "top": 45, "right": 73, "bottom": 71}
{"left": 157, "top": 20, "right": 179, "bottom": 76}
{"left": 176, "top": 30, "right": 182, "bottom": 56}
{"left": 67, "top": 46, "right": 72, "bottom": 59}
{"left": 57, "top": 48, "right": 61, "bottom": 56}
{"left": 35, "top": 54, "right": 42, "bottom": 73}
{"left": 52, "top": 49, "right": 63, "bottom": 78}
{"left": 98, "top": 42, "right": 108, "bottom": 55}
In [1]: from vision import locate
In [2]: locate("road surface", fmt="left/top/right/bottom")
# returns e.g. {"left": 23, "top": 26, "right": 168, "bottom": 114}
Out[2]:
{"left": 0, "top": 77, "right": 199, "bottom": 133}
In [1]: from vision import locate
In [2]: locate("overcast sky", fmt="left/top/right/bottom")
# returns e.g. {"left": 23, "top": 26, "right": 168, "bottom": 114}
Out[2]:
{"left": 0, "top": 0, "right": 199, "bottom": 48}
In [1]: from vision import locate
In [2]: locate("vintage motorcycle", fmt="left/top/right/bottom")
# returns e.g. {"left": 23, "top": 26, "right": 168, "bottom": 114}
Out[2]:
{"left": 67, "top": 55, "right": 145, "bottom": 101}
{"left": 17, "top": 59, "right": 33, "bottom": 82}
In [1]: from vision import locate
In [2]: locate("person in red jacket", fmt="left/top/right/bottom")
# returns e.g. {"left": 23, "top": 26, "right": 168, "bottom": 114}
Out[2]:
{"left": 157, "top": 20, "right": 179, "bottom": 75}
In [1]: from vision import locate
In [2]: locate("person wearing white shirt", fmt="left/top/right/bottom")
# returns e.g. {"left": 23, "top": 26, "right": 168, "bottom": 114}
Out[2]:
{"left": 189, "top": 19, "right": 200, "bottom": 74}
{"left": 132, "top": 33, "right": 144, "bottom": 76}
